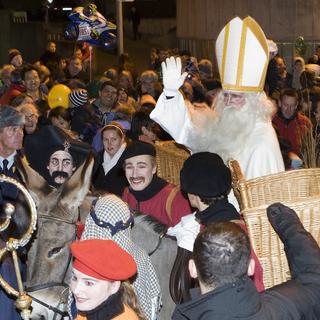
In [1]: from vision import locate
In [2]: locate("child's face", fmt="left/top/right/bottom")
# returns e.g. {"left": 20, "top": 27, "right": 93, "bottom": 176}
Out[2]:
{"left": 51, "top": 115, "right": 70, "bottom": 130}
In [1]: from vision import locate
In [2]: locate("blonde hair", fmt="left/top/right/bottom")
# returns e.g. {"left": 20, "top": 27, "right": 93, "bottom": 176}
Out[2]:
{"left": 101, "top": 121, "right": 125, "bottom": 139}
{"left": 121, "top": 281, "right": 146, "bottom": 320}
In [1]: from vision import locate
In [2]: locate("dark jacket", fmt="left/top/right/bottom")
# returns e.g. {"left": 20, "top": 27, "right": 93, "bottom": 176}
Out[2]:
{"left": 0, "top": 158, "right": 27, "bottom": 320}
{"left": 172, "top": 203, "right": 320, "bottom": 319}
{"left": 196, "top": 198, "right": 264, "bottom": 292}
{"left": 0, "top": 243, "right": 22, "bottom": 320}
{"left": 70, "top": 105, "right": 101, "bottom": 144}
{"left": 39, "top": 50, "right": 61, "bottom": 69}
{"left": 93, "top": 151, "right": 128, "bottom": 197}
{"left": 195, "top": 197, "right": 240, "bottom": 225}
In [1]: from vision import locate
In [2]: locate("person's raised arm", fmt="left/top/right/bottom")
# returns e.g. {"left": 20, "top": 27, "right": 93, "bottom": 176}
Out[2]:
{"left": 162, "top": 57, "right": 187, "bottom": 99}
{"left": 150, "top": 57, "right": 191, "bottom": 145}
{"left": 267, "top": 203, "right": 320, "bottom": 280}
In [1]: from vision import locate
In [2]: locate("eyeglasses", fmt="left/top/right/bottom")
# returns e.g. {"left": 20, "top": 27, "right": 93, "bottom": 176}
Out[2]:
{"left": 24, "top": 113, "right": 38, "bottom": 120}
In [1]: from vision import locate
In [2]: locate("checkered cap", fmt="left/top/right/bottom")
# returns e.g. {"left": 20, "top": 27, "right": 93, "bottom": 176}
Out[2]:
{"left": 81, "top": 194, "right": 161, "bottom": 319}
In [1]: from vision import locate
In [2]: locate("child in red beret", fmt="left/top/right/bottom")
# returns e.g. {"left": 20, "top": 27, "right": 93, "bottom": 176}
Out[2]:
{"left": 69, "top": 239, "right": 145, "bottom": 319}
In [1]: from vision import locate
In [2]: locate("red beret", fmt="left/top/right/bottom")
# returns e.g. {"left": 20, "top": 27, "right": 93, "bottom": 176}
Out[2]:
{"left": 71, "top": 239, "right": 137, "bottom": 281}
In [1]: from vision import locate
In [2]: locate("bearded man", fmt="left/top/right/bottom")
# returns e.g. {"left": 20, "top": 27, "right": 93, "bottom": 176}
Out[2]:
{"left": 151, "top": 17, "right": 284, "bottom": 185}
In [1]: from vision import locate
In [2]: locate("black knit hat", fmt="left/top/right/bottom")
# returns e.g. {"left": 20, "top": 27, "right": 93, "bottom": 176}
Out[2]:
{"left": 180, "top": 152, "right": 231, "bottom": 198}
{"left": 24, "top": 125, "right": 94, "bottom": 183}
{"left": 121, "top": 141, "right": 156, "bottom": 162}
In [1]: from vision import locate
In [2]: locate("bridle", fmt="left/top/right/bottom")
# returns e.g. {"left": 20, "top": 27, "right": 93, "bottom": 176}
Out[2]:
{"left": 26, "top": 211, "right": 78, "bottom": 319}
{"left": 133, "top": 213, "right": 168, "bottom": 257}
{"left": 148, "top": 230, "right": 167, "bottom": 256}
{"left": 26, "top": 283, "right": 69, "bottom": 319}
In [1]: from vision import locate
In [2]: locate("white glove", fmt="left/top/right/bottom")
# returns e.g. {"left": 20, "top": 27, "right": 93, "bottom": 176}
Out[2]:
{"left": 162, "top": 56, "right": 188, "bottom": 97}
{"left": 167, "top": 213, "right": 200, "bottom": 252}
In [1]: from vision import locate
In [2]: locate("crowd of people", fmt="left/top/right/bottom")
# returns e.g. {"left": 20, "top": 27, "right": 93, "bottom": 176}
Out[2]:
{"left": 1, "top": 39, "right": 318, "bottom": 172}
{"left": 0, "top": 15, "right": 320, "bottom": 320}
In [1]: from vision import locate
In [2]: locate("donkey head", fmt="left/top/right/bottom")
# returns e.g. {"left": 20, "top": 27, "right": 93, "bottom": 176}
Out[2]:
{"left": 17, "top": 155, "right": 94, "bottom": 286}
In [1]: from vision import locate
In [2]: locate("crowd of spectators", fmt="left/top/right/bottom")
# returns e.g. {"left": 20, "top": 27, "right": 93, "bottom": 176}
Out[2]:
{"left": 1, "top": 38, "right": 320, "bottom": 319}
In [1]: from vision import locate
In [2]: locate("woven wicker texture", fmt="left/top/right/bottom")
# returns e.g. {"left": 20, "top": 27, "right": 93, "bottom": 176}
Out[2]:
{"left": 229, "top": 160, "right": 320, "bottom": 288}
{"left": 155, "top": 141, "right": 190, "bottom": 186}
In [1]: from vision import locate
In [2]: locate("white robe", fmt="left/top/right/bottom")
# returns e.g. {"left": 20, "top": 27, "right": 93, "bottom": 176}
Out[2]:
{"left": 151, "top": 92, "right": 285, "bottom": 208}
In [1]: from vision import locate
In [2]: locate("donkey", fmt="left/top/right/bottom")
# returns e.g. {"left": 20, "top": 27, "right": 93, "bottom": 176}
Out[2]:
{"left": 16, "top": 155, "right": 94, "bottom": 319}
{"left": 131, "top": 212, "right": 177, "bottom": 320}
{"left": 16, "top": 154, "right": 178, "bottom": 319}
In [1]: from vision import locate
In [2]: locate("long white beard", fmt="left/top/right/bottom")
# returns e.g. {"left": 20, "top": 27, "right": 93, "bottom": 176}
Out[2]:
{"left": 205, "top": 102, "right": 257, "bottom": 162}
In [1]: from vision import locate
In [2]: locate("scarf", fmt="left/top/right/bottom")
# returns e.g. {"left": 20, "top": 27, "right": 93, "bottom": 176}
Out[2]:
{"left": 195, "top": 197, "right": 240, "bottom": 226}
{"left": 129, "top": 175, "right": 168, "bottom": 202}
{"left": 77, "top": 194, "right": 162, "bottom": 320}
{"left": 102, "top": 143, "right": 126, "bottom": 175}
{"left": 79, "top": 289, "right": 124, "bottom": 320}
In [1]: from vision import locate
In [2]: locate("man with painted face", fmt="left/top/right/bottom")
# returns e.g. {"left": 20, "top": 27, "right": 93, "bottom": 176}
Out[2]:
{"left": 24, "top": 125, "right": 94, "bottom": 188}
{"left": 46, "top": 144, "right": 76, "bottom": 186}
{"left": 121, "top": 141, "right": 191, "bottom": 227}
{"left": 150, "top": 17, "right": 284, "bottom": 203}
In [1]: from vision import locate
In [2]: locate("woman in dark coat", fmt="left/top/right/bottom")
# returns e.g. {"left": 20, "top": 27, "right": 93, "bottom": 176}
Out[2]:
{"left": 93, "top": 122, "right": 128, "bottom": 196}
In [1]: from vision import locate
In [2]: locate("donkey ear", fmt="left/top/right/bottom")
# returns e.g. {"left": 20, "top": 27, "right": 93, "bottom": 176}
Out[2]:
{"left": 59, "top": 154, "right": 94, "bottom": 211}
{"left": 16, "top": 156, "right": 52, "bottom": 204}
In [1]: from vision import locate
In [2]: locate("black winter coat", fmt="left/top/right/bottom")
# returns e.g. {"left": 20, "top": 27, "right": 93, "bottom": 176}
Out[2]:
{"left": 92, "top": 151, "right": 128, "bottom": 197}
{"left": 172, "top": 203, "right": 320, "bottom": 320}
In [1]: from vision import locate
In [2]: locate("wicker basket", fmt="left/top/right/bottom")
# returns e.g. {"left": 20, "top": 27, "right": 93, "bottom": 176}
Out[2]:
{"left": 229, "top": 159, "right": 320, "bottom": 210}
{"left": 243, "top": 199, "right": 320, "bottom": 288}
{"left": 229, "top": 160, "right": 320, "bottom": 288}
{"left": 155, "top": 141, "right": 190, "bottom": 186}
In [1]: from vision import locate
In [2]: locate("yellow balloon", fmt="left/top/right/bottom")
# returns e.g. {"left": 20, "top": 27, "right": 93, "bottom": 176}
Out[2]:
{"left": 48, "top": 84, "right": 71, "bottom": 109}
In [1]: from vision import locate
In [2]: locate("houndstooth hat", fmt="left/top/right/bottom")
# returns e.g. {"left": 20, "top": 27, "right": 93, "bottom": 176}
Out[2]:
{"left": 80, "top": 194, "right": 161, "bottom": 320}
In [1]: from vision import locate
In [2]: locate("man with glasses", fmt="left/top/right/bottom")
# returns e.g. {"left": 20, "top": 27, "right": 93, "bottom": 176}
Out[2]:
{"left": 17, "top": 103, "right": 39, "bottom": 135}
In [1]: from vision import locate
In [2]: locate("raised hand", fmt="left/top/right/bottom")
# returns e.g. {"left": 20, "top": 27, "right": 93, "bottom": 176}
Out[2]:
{"left": 162, "top": 56, "right": 188, "bottom": 97}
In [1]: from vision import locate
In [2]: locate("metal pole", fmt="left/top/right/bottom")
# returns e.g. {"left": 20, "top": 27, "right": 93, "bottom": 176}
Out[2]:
{"left": 116, "top": 0, "right": 124, "bottom": 56}
{"left": 45, "top": 5, "right": 49, "bottom": 24}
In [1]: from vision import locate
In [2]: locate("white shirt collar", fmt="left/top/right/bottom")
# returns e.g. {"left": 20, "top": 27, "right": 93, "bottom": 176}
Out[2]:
{"left": 0, "top": 151, "right": 17, "bottom": 169}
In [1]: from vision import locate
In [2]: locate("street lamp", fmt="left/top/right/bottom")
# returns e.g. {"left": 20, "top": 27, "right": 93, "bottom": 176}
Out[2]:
{"left": 116, "top": 0, "right": 135, "bottom": 56}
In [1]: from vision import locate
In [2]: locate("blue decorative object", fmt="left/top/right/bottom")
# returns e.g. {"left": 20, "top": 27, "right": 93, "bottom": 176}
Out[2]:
{"left": 64, "top": 3, "right": 117, "bottom": 49}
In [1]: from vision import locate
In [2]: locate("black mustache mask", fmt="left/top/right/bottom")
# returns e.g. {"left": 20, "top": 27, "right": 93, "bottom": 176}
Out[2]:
{"left": 51, "top": 171, "right": 69, "bottom": 180}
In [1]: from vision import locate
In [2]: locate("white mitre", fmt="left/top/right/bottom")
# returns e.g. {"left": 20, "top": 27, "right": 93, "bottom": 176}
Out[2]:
{"left": 215, "top": 16, "right": 269, "bottom": 93}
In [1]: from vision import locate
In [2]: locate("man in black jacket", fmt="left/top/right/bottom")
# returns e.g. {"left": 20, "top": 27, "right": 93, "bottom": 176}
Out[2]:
{"left": 0, "top": 105, "right": 24, "bottom": 199}
{"left": 172, "top": 202, "right": 320, "bottom": 319}
{"left": 0, "top": 106, "right": 26, "bottom": 320}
